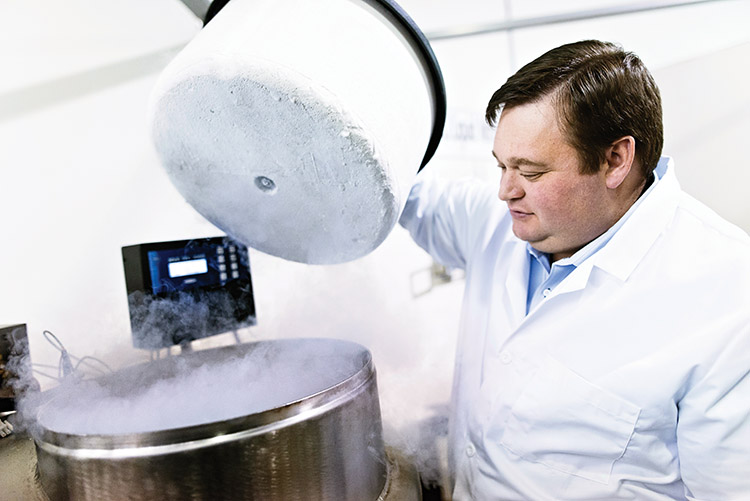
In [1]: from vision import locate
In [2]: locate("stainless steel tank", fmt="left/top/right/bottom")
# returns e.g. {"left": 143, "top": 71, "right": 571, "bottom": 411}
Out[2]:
{"left": 30, "top": 338, "right": 415, "bottom": 500}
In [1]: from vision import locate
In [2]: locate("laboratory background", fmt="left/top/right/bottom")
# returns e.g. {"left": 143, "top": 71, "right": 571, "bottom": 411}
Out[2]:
{"left": 1, "top": 0, "right": 749, "bottom": 498}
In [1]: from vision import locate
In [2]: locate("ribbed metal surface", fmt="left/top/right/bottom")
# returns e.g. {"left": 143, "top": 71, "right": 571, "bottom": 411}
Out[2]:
{"left": 32, "top": 338, "right": 388, "bottom": 501}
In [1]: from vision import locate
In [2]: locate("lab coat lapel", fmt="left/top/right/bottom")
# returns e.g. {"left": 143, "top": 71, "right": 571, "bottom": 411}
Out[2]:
{"left": 492, "top": 238, "right": 591, "bottom": 334}
{"left": 480, "top": 238, "right": 529, "bottom": 386}
{"left": 499, "top": 239, "right": 530, "bottom": 331}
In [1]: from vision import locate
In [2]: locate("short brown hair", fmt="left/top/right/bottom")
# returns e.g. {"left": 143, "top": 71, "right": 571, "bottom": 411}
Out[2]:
{"left": 486, "top": 40, "right": 663, "bottom": 178}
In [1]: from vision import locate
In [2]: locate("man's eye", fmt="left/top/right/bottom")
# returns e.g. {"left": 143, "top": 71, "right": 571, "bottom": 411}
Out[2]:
{"left": 520, "top": 172, "right": 543, "bottom": 180}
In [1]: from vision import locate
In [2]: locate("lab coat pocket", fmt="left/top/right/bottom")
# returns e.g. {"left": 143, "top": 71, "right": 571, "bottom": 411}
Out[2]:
{"left": 500, "top": 356, "right": 640, "bottom": 483}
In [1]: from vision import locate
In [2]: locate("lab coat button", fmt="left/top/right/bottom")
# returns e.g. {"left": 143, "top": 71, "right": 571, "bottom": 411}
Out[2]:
{"left": 499, "top": 351, "right": 512, "bottom": 364}
{"left": 542, "top": 288, "right": 551, "bottom": 298}
{"left": 466, "top": 443, "right": 476, "bottom": 457}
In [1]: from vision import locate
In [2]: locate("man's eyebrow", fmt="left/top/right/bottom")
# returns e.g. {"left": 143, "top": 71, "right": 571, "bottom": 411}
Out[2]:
{"left": 491, "top": 151, "right": 548, "bottom": 168}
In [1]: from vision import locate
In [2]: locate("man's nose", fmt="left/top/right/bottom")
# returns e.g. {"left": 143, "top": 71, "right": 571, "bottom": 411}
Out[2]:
{"left": 498, "top": 170, "right": 524, "bottom": 201}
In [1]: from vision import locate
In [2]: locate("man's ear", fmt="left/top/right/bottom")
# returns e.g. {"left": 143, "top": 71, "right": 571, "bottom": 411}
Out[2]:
{"left": 604, "top": 136, "right": 636, "bottom": 189}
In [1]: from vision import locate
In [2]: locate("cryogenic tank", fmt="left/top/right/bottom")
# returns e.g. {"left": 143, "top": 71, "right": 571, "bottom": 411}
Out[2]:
{"left": 149, "top": 0, "right": 445, "bottom": 264}
{"left": 31, "top": 338, "right": 420, "bottom": 500}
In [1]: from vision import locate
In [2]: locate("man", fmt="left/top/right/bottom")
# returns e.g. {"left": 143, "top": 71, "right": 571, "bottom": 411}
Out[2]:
{"left": 400, "top": 40, "right": 750, "bottom": 500}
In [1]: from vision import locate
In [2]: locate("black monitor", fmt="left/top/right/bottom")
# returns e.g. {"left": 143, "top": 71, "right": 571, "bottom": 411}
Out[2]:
{"left": 122, "top": 237, "right": 256, "bottom": 349}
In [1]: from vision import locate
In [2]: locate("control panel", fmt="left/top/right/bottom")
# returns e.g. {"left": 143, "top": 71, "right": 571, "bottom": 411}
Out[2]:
{"left": 122, "top": 237, "right": 256, "bottom": 349}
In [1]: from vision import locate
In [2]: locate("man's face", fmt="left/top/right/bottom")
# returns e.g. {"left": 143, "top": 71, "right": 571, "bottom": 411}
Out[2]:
{"left": 493, "top": 95, "right": 614, "bottom": 261}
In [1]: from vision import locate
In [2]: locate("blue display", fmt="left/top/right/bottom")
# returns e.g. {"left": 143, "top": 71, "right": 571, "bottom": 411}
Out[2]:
{"left": 145, "top": 241, "right": 247, "bottom": 294}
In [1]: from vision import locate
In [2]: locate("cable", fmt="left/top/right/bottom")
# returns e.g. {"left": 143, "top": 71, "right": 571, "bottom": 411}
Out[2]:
{"left": 41, "top": 330, "right": 65, "bottom": 352}
{"left": 42, "top": 330, "right": 73, "bottom": 378}
{"left": 74, "top": 356, "right": 113, "bottom": 375}
{"left": 31, "top": 363, "right": 60, "bottom": 370}
{"left": 37, "top": 330, "right": 113, "bottom": 382}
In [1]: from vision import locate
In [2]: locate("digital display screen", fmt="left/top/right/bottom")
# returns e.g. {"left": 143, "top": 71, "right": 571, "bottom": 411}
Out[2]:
{"left": 168, "top": 258, "right": 208, "bottom": 278}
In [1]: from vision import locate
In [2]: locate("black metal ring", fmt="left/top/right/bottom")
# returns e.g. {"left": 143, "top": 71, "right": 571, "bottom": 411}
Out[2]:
{"left": 203, "top": 0, "right": 230, "bottom": 25}
{"left": 364, "top": 0, "right": 446, "bottom": 171}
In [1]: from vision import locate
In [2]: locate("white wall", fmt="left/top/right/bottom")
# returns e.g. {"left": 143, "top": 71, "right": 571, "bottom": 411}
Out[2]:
{"left": 2, "top": 0, "right": 749, "bottom": 466}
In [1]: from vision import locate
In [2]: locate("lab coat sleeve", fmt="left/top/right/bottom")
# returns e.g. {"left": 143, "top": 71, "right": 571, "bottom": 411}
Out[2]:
{"left": 676, "top": 319, "right": 750, "bottom": 500}
{"left": 398, "top": 171, "right": 498, "bottom": 270}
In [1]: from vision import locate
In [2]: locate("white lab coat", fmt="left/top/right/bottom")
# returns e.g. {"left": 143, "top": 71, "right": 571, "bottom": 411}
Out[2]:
{"left": 399, "top": 157, "right": 750, "bottom": 500}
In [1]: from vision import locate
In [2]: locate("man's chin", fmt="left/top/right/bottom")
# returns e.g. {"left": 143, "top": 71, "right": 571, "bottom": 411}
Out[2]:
{"left": 512, "top": 226, "right": 544, "bottom": 247}
{"left": 514, "top": 232, "right": 557, "bottom": 256}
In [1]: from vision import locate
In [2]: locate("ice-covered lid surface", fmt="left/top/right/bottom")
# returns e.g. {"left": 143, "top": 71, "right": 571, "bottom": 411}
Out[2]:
{"left": 151, "top": 64, "right": 399, "bottom": 264}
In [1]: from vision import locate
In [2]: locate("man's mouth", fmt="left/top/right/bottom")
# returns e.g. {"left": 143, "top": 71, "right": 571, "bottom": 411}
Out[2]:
{"left": 509, "top": 207, "right": 533, "bottom": 218}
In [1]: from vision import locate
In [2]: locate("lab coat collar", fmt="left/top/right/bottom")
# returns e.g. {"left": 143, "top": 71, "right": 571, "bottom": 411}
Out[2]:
{"left": 501, "top": 157, "right": 678, "bottom": 329}
{"left": 592, "top": 157, "right": 680, "bottom": 282}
